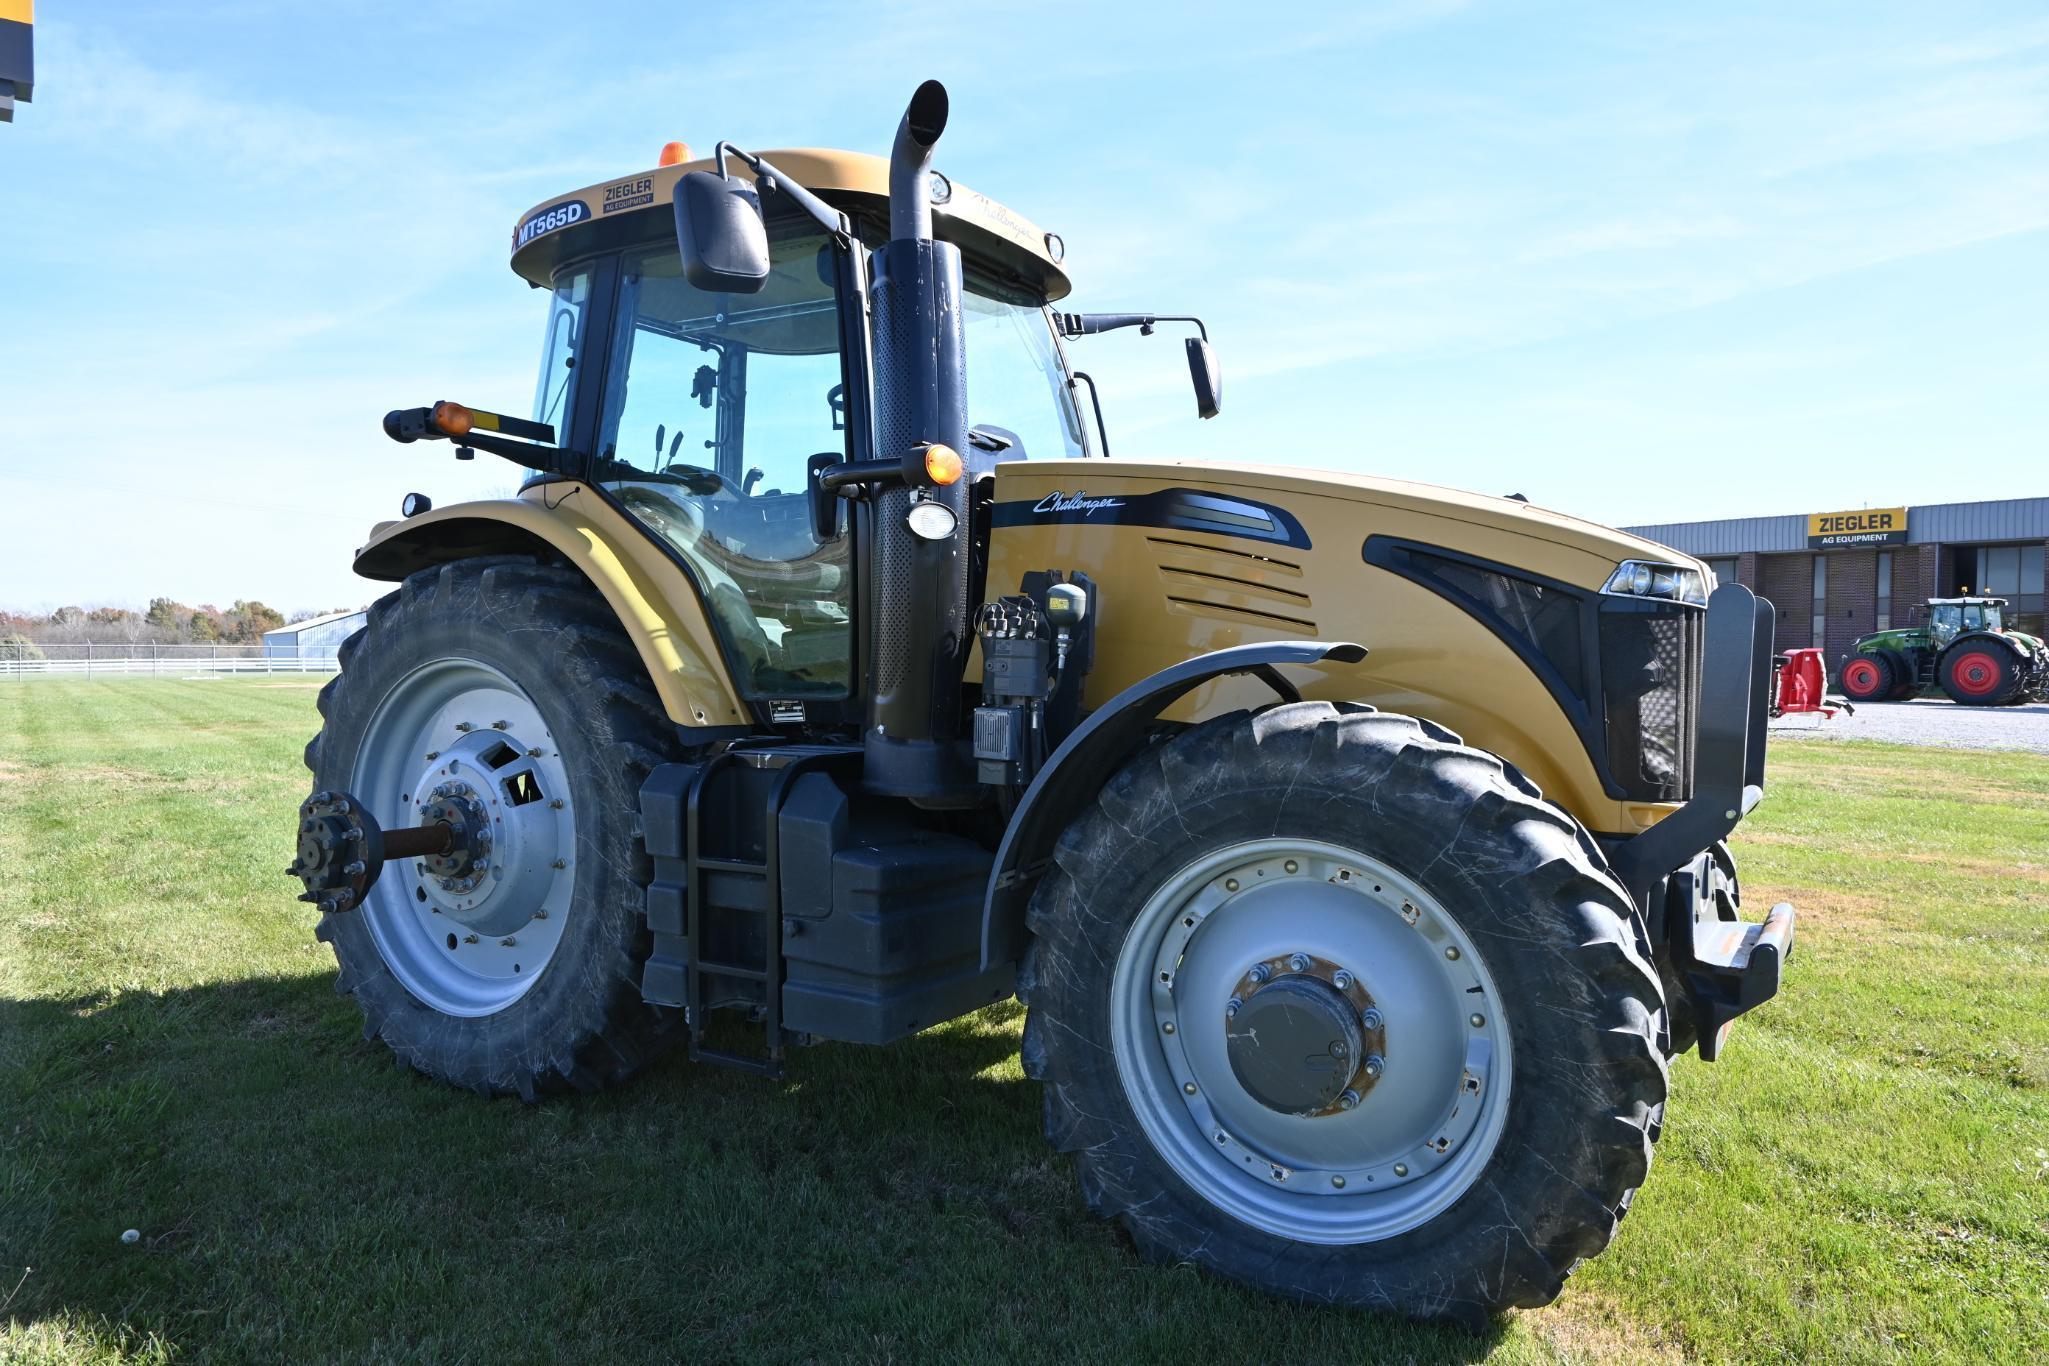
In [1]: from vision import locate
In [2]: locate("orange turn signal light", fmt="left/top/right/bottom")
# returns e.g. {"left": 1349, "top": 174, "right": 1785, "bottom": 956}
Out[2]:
{"left": 657, "top": 141, "right": 693, "bottom": 167}
{"left": 923, "top": 443, "right": 963, "bottom": 486}
{"left": 431, "top": 401, "right": 474, "bottom": 437}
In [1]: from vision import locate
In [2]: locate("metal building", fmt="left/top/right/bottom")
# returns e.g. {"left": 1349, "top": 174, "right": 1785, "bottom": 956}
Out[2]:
{"left": 1627, "top": 497, "right": 2049, "bottom": 660}
{"left": 262, "top": 608, "right": 368, "bottom": 662}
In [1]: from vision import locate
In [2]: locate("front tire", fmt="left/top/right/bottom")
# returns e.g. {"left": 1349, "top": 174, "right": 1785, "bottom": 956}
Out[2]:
{"left": 1019, "top": 703, "right": 1667, "bottom": 1325}
{"left": 305, "top": 557, "right": 681, "bottom": 1098}
{"left": 1838, "top": 651, "right": 1896, "bottom": 703}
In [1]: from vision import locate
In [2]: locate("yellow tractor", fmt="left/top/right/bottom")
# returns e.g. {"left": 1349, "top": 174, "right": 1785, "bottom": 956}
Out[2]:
{"left": 289, "top": 82, "right": 1795, "bottom": 1324}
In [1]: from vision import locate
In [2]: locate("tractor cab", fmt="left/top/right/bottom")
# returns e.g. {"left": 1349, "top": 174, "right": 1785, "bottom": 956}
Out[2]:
{"left": 513, "top": 148, "right": 1092, "bottom": 715}
{"left": 1927, "top": 596, "right": 2007, "bottom": 646}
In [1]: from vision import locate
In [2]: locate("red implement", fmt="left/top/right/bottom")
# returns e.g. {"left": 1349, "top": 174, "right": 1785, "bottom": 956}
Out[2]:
{"left": 1769, "top": 648, "right": 1852, "bottom": 719}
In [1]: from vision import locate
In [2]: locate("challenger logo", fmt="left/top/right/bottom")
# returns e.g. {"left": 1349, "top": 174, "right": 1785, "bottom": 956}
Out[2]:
{"left": 1034, "top": 491, "right": 1126, "bottom": 517}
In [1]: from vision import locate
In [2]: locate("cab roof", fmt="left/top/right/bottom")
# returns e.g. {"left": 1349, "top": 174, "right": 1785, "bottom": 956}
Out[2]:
{"left": 509, "top": 148, "right": 1071, "bottom": 301}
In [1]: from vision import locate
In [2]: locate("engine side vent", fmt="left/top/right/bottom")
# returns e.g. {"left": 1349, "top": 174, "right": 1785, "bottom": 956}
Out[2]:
{"left": 1149, "top": 538, "right": 1315, "bottom": 633}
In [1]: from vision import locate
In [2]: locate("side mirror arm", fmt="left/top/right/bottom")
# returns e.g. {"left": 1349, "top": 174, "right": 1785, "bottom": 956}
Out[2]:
{"left": 1055, "top": 312, "right": 1209, "bottom": 342}
{"left": 383, "top": 404, "right": 581, "bottom": 476}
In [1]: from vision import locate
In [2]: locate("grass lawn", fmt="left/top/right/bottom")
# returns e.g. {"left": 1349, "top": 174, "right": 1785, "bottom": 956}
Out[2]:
{"left": 2, "top": 678, "right": 2045, "bottom": 1363}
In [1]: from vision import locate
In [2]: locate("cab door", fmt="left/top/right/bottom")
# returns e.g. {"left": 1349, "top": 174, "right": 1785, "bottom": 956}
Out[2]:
{"left": 590, "top": 232, "right": 862, "bottom": 715}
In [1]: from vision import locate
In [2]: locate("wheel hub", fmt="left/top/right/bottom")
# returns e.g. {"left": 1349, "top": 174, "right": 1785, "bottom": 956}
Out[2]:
{"left": 343, "top": 660, "right": 578, "bottom": 1016}
{"left": 418, "top": 783, "right": 493, "bottom": 892}
{"left": 1224, "top": 955, "right": 1384, "bottom": 1116}
{"left": 1113, "top": 840, "right": 1512, "bottom": 1244}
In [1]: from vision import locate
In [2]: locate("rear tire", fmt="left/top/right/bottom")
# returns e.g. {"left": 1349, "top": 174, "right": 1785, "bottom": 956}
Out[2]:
{"left": 305, "top": 556, "right": 681, "bottom": 1098}
{"left": 1838, "top": 652, "right": 1896, "bottom": 703}
{"left": 1939, "top": 641, "right": 2022, "bottom": 706}
{"left": 1018, "top": 703, "right": 1667, "bottom": 1326}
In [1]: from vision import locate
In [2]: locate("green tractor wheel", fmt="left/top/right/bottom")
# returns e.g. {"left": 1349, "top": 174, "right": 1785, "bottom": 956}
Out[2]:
{"left": 1939, "top": 641, "right": 2024, "bottom": 706}
{"left": 1838, "top": 652, "right": 1896, "bottom": 703}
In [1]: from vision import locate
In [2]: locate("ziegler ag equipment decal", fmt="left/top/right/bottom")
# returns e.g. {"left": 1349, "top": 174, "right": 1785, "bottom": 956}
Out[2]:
{"left": 603, "top": 176, "right": 656, "bottom": 215}
{"left": 514, "top": 199, "right": 589, "bottom": 250}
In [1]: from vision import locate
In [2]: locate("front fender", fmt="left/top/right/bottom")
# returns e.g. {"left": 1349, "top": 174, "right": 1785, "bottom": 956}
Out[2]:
{"left": 978, "top": 639, "right": 1367, "bottom": 972}
{"left": 353, "top": 483, "right": 748, "bottom": 729}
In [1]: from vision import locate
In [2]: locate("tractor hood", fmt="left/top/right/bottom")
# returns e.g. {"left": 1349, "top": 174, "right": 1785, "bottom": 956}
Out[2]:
{"left": 998, "top": 459, "right": 1699, "bottom": 591}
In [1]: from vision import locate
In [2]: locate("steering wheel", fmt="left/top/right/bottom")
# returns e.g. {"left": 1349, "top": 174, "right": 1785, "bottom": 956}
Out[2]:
{"left": 655, "top": 463, "right": 729, "bottom": 496}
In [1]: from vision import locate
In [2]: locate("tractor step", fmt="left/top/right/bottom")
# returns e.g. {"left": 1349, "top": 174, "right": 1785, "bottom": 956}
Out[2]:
{"left": 639, "top": 745, "right": 861, "bottom": 1078}
{"left": 1687, "top": 900, "right": 1796, "bottom": 1061}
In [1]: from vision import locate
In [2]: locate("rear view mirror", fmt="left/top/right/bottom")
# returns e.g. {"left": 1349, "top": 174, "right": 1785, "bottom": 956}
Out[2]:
{"left": 673, "top": 171, "right": 769, "bottom": 294}
{"left": 1186, "top": 337, "right": 1222, "bottom": 419}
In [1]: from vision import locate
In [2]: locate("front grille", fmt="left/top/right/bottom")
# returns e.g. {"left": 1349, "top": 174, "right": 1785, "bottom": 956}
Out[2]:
{"left": 1600, "top": 603, "right": 1704, "bottom": 801}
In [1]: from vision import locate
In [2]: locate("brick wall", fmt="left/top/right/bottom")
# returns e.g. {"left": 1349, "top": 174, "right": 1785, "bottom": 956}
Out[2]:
{"left": 1824, "top": 549, "right": 1877, "bottom": 660}
{"left": 1736, "top": 552, "right": 1760, "bottom": 591}
{"left": 1889, "top": 544, "right": 1939, "bottom": 629}
{"left": 1757, "top": 554, "right": 1814, "bottom": 647}
{"left": 1936, "top": 545, "right": 1965, "bottom": 597}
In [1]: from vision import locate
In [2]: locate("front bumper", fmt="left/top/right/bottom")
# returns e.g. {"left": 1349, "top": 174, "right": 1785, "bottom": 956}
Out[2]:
{"left": 1611, "top": 583, "right": 1796, "bottom": 1058}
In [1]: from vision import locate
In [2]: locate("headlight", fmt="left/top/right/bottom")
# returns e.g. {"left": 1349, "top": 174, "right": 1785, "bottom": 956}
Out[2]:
{"left": 1604, "top": 559, "right": 1707, "bottom": 605}
{"left": 906, "top": 499, "right": 958, "bottom": 541}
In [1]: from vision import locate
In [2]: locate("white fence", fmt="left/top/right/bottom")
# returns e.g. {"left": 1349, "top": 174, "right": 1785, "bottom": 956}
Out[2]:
{"left": 0, "top": 644, "right": 341, "bottom": 679}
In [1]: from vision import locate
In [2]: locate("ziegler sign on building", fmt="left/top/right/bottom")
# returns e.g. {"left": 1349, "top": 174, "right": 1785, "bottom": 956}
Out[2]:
{"left": 0, "top": 0, "right": 31, "bottom": 124}
{"left": 1808, "top": 506, "right": 1908, "bottom": 549}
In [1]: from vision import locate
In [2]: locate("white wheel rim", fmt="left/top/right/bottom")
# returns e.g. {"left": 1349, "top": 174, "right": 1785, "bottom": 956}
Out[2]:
{"left": 351, "top": 658, "right": 577, "bottom": 1017}
{"left": 1110, "top": 839, "right": 1513, "bottom": 1244}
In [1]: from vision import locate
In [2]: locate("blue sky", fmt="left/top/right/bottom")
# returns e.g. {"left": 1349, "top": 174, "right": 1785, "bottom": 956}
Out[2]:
{"left": 2, "top": 1, "right": 2045, "bottom": 612}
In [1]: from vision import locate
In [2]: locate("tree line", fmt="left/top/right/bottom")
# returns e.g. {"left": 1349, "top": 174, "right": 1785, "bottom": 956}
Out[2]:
{"left": 0, "top": 599, "right": 357, "bottom": 660}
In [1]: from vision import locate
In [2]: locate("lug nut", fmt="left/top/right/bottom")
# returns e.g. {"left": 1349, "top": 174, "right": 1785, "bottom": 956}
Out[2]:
{"left": 551, "top": 858, "right": 566, "bottom": 869}
{"left": 1248, "top": 964, "right": 1271, "bottom": 985}
{"left": 1470, "top": 1013, "right": 1486, "bottom": 1029}
{"left": 500, "top": 937, "right": 517, "bottom": 947}
{"left": 426, "top": 751, "right": 439, "bottom": 761}
{"left": 342, "top": 860, "right": 365, "bottom": 877}
{"left": 492, "top": 720, "right": 509, "bottom": 730}
{"left": 1224, "top": 878, "right": 1240, "bottom": 892}
{"left": 1283, "top": 859, "right": 1299, "bottom": 874}
{"left": 1337, "top": 1089, "right": 1360, "bottom": 1110}
{"left": 1331, "top": 1176, "right": 1347, "bottom": 1189}
{"left": 1393, "top": 1162, "right": 1409, "bottom": 1177}
{"left": 455, "top": 722, "right": 473, "bottom": 732}
{"left": 1363, "top": 1054, "right": 1385, "bottom": 1080}
{"left": 1288, "top": 953, "right": 1310, "bottom": 973}
{"left": 1332, "top": 970, "right": 1353, "bottom": 990}
{"left": 1183, "top": 1082, "right": 1197, "bottom": 1095}
{"left": 1445, "top": 946, "right": 1461, "bottom": 961}
{"left": 549, "top": 799, "right": 565, "bottom": 809}
{"left": 1226, "top": 996, "right": 1243, "bottom": 1017}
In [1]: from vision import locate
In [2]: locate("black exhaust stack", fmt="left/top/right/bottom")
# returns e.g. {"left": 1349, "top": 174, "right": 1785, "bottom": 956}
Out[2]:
{"left": 864, "top": 80, "right": 975, "bottom": 801}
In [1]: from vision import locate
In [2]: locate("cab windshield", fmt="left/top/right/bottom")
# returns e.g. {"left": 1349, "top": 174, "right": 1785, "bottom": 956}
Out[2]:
{"left": 546, "top": 231, "right": 1081, "bottom": 702}
{"left": 1932, "top": 602, "right": 2001, "bottom": 634}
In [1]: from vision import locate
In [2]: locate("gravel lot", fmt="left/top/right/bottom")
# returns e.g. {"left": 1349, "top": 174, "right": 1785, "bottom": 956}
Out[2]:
{"left": 1770, "top": 695, "right": 2049, "bottom": 754}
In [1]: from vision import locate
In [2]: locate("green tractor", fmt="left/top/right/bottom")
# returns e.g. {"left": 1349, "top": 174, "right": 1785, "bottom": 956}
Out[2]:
{"left": 1838, "top": 597, "right": 2048, "bottom": 706}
